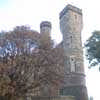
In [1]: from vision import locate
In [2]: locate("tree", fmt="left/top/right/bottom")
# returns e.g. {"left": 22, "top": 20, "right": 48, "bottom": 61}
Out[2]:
{"left": 0, "top": 26, "right": 64, "bottom": 100}
{"left": 85, "top": 31, "right": 100, "bottom": 69}
{"left": 89, "top": 96, "right": 93, "bottom": 100}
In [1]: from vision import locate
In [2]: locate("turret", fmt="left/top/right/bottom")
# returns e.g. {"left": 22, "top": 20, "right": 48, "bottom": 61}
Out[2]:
{"left": 40, "top": 21, "right": 52, "bottom": 34}
{"left": 39, "top": 21, "right": 52, "bottom": 48}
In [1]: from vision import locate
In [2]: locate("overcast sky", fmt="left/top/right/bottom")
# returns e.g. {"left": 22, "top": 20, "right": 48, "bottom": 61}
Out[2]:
{"left": 0, "top": 0, "right": 100, "bottom": 100}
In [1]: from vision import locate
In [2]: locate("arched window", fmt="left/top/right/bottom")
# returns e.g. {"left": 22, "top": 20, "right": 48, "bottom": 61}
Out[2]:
{"left": 70, "top": 56, "right": 76, "bottom": 72}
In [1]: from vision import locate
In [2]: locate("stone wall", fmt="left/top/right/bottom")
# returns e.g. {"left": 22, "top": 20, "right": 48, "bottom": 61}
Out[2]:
{"left": 25, "top": 96, "right": 75, "bottom": 100}
{"left": 60, "top": 86, "right": 88, "bottom": 100}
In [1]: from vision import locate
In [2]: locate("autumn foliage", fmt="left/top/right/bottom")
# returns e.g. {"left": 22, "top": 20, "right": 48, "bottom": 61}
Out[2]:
{"left": 0, "top": 26, "right": 64, "bottom": 100}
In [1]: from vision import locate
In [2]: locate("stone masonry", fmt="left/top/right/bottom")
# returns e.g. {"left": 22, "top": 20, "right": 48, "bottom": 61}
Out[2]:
{"left": 59, "top": 4, "right": 88, "bottom": 100}
{"left": 26, "top": 96, "right": 75, "bottom": 100}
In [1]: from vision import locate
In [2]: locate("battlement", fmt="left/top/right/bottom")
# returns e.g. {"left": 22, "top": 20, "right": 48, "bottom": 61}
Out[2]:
{"left": 40, "top": 21, "right": 52, "bottom": 29}
{"left": 59, "top": 4, "right": 82, "bottom": 19}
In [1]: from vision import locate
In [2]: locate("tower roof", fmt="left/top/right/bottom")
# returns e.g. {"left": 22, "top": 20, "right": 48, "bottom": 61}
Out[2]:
{"left": 59, "top": 4, "right": 82, "bottom": 19}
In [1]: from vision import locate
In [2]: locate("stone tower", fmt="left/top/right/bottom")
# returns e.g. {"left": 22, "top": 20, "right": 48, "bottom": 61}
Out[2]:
{"left": 59, "top": 4, "right": 88, "bottom": 100}
{"left": 40, "top": 21, "right": 52, "bottom": 34}
{"left": 40, "top": 21, "right": 52, "bottom": 48}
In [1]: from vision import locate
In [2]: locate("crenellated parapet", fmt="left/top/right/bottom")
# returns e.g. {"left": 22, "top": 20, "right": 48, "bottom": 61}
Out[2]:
{"left": 60, "top": 4, "right": 82, "bottom": 19}
{"left": 40, "top": 21, "right": 52, "bottom": 29}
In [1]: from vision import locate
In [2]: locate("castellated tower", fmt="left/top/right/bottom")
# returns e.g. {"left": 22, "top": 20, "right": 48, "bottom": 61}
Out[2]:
{"left": 40, "top": 21, "right": 52, "bottom": 34}
{"left": 40, "top": 21, "right": 52, "bottom": 48}
{"left": 59, "top": 4, "right": 88, "bottom": 100}
{"left": 40, "top": 21, "right": 54, "bottom": 96}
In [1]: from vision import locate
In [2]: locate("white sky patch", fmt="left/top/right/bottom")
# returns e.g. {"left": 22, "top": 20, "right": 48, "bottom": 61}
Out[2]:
{"left": 0, "top": 0, "right": 100, "bottom": 99}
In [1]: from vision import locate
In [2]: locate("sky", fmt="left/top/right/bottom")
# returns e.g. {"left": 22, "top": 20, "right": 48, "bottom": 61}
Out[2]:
{"left": 0, "top": 0, "right": 100, "bottom": 99}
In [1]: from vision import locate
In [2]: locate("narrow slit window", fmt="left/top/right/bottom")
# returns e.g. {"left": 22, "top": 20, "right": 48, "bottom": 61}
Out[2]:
{"left": 71, "top": 36, "right": 72, "bottom": 43}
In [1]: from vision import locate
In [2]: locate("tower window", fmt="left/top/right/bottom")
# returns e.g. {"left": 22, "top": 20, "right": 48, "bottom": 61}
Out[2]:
{"left": 75, "top": 15, "right": 77, "bottom": 19}
{"left": 70, "top": 36, "right": 72, "bottom": 43}
{"left": 70, "top": 57, "right": 76, "bottom": 72}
